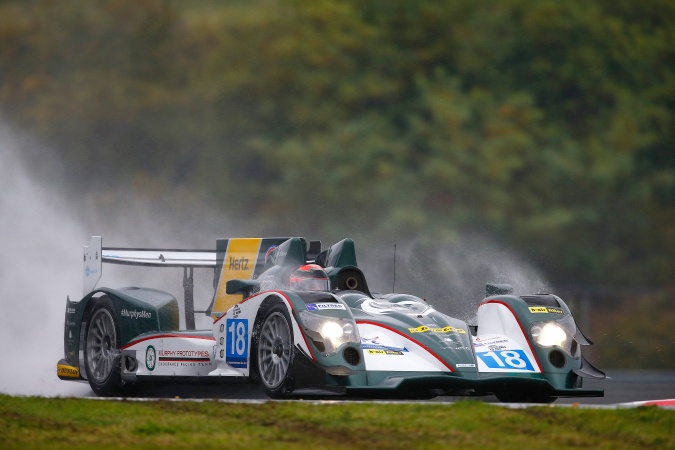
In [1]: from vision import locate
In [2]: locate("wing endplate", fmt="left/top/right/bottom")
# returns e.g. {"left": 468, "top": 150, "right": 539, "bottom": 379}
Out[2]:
{"left": 83, "top": 236, "right": 103, "bottom": 295}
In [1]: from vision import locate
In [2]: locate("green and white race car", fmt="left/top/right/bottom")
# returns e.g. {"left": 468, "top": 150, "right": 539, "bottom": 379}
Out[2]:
{"left": 57, "top": 236, "right": 605, "bottom": 402}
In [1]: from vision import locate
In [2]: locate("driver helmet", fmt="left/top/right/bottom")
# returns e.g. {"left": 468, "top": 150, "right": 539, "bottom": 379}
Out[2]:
{"left": 289, "top": 264, "right": 330, "bottom": 291}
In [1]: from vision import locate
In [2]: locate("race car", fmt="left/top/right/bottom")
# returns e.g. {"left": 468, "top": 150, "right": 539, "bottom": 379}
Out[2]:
{"left": 57, "top": 236, "right": 606, "bottom": 402}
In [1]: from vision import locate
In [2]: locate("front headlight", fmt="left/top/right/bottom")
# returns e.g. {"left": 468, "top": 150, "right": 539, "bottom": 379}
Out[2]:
{"left": 530, "top": 315, "right": 577, "bottom": 354}
{"left": 298, "top": 310, "right": 359, "bottom": 355}
{"left": 531, "top": 322, "right": 568, "bottom": 347}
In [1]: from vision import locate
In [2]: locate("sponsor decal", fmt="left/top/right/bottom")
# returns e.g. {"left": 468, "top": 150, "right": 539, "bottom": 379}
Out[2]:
{"left": 67, "top": 307, "right": 76, "bottom": 314}
{"left": 228, "top": 256, "right": 250, "bottom": 271}
{"left": 408, "top": 325, "right": 466, "bottom": 334}
{"left": 154, "top": 348, "right": 212, "bottom": 368}
{"left": 57, "top": 364, "right": 80, "bottom": 378}
{"left": 158, "top": 349, "right": 211, "bottom": 362}
{"left": 528, "top": 306, "right": 564, "bottom": 314}
{"left": 306, "top": 302, "right": 346, "bottom": 311}
{"left": 361, "top": 337, "right": 408, "bottom": 353}
{"left": 225, "top": 318, "right": 249, "bottom": 368}
{"left": 232, "top": 304, "right": 242, "bottom": 319}
{"left": 121, "top": 308, "right": 152, "bottom": 320}
{"left": 361, "top": 299, "right": 432, "bottom": 316}
{"left": 214, "top": 239, "right": 263, "bottom": 313}
{"left": 367, "top": 349, "right": 404, "bottom": 355}
{"left": 265, "top": 245, "right": 278, "bottom": 264}
{"left": 476, "top": 349, "right": 535, "bottom": 371}
{"left": 146, "top": 345, "right": 156, "bottom": 371}
{"left": 456, "top": 363, "right": 476, "bottom": 368}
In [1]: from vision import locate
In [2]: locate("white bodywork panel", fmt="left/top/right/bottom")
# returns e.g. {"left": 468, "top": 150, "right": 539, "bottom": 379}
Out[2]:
{"left": 474, "top": 302, "right": 541, "bottom": 373}
{"left": 123, "top": 334, "right": 216, "bottom": 377}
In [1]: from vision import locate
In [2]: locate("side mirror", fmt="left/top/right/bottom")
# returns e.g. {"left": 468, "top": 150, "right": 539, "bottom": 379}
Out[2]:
{"left": 226, "top": 279, "right": 261, "bottom": 295}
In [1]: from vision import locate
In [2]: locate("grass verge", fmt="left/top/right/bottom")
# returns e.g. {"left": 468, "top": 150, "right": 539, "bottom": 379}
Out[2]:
{"left": 0, "top": 395, "right": 672, "bottom": 449}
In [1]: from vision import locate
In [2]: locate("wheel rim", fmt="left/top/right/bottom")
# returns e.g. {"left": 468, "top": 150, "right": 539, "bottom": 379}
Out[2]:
{"left": 86, "top": 309, "right": 117, "bottom": 383}
{"left": 257, "top": 312, "right": 292, "bottom": 389}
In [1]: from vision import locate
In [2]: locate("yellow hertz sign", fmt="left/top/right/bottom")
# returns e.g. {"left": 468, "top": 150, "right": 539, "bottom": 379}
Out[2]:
{"left": 408, "top": 325, "right": 467, "bottom": 334}
{"left": 528, "top": 306, "right": 564, "bottom": 314}
{"left": 213, "top": 238, "right": 262, "bottom": 314}
{"left": 57, "top": 364, "right": 80, "bottom": 378}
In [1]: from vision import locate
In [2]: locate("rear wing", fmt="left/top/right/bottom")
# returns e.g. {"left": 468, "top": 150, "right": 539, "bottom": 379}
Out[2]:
{"left": 82, "top": 236, "right": 322, "bottom": 328}
{"left": 83, "top": 236, "right": 217, "bottom": 295}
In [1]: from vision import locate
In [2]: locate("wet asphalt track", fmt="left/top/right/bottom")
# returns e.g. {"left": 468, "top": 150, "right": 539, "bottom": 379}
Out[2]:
{"left": 130, "top": 370, "right": 675, "bottom": 406}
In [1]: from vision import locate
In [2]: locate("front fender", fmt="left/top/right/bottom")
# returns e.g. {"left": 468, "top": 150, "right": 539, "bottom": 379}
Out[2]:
{"left": 477, "top": 294, "right": 601, "bottom": 390}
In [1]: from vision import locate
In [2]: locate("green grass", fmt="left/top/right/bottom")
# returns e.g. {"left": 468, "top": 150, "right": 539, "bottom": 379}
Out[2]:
{"left": 0, "top": 395, "right": 672, "bottom": 449}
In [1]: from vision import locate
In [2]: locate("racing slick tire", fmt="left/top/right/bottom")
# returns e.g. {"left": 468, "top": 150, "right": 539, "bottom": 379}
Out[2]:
{"left": 83, "top": 296, "right": 129, "bottom": 396}
{"left": 252, "top": 302, "right": 295, "bottom": 399}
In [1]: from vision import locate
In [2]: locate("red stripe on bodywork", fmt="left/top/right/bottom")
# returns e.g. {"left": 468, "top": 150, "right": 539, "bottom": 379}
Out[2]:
{"left": 122, "top": 333, "right": 215, "bottom": 350}
{"left": 158, "top": 358, "right": 211, "bottom": 363}
{"left": 478, "top": 300, "right": 543, "bottom": 372}
{"left": 357, "top": 320, "right": 455, "bottom": 372}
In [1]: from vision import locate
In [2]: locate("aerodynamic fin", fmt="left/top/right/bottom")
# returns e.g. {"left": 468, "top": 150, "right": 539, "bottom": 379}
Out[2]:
{"left": 83, "top": 236, "right": 102, "bottom": 295}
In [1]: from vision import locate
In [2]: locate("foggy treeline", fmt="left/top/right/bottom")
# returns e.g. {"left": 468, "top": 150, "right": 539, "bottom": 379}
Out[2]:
{"left": 0, "top": 0, "right": 673, "bottom": 368}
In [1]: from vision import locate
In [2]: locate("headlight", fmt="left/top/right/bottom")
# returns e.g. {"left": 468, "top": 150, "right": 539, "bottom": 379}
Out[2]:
{"left": 530, "top": 315, "right": 577, "bottom": 354}
{"left": 531, "top": 322, "right": 567, "bottom": 347}
{"left": 299, "top": 311, "right": 359, "bottom": 355}
{"left": 320, "top": 321, "right": 345, "bottom": 340}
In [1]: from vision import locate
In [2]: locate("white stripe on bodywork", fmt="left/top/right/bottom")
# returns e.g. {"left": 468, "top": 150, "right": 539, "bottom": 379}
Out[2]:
{"left": 475, "top": 302, "right": 541, "bottom": 373}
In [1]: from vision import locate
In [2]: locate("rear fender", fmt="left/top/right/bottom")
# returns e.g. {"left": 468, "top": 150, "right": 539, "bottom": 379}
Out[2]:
{"left": 67, "top": 287, "right": 179, "bottom": 355}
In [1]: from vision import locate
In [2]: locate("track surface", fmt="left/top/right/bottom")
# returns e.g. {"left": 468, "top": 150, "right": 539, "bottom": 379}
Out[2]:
{"left": 132, "top": 370, "right": 675, "bottom": 405}
{"left": 555, "top": 370, "right": 675, "bottom": 406}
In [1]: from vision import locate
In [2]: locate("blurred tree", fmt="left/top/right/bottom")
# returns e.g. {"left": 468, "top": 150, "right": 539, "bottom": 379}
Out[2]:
{"left": 0, "top": 0, "right": 673, "bottom": 289}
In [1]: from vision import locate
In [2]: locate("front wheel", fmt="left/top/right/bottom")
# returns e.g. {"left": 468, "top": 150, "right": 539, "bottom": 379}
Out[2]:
{"left": 83, "top": 297, "right": 127, "bottom": 396}
{"left": 253, "top": 302, "right": 295, "bottom": 398}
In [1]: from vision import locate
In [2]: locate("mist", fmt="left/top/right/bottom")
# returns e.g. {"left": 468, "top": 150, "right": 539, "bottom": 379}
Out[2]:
{"left": 0, "top": 122, "right": 233, "bottom": 396}
{"left": 0, "top": 124, "right": 91, "bottom": 396}
{"left": 358, "top": 235, "right": 550, "bottom": 323}
{"left": 0, "top": 120, "right": 550, "bottom": 397}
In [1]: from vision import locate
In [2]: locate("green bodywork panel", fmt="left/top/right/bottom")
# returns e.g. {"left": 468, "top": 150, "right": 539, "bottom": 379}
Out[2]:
{"left": 63, "top": 287, "right": 179, "bottom": 368}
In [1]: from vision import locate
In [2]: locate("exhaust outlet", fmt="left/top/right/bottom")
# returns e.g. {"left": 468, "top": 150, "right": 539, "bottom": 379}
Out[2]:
{"left": 345, "top": 277, "right": 359, "bottom": 290}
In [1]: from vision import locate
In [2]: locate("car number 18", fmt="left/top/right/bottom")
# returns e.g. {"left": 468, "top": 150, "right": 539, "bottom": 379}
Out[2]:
{"left": 477, "top": 349, "right": 535, "bottom": 371}
{"left": 226, "top": 319, "right": 248, "bottom": 368}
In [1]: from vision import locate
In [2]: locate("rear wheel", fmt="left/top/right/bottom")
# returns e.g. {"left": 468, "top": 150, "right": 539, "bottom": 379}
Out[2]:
{"left": 84, "top": 297, "right": 127, "bottom": 396}
{"left": 254, "top": 302, "right": 294, "bottom": 398}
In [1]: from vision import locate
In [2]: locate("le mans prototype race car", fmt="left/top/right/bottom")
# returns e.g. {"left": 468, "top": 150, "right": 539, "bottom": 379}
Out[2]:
{"left": 57, "top": 236, "right": 605, "bottom": 402}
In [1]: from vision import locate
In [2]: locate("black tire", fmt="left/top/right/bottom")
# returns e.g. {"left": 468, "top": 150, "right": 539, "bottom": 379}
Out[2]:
{"left": 83, "top": 296, "right": 127, "bottom": 396}
{"left": 252, "top": 302, "right": 295, "bottom": 399}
